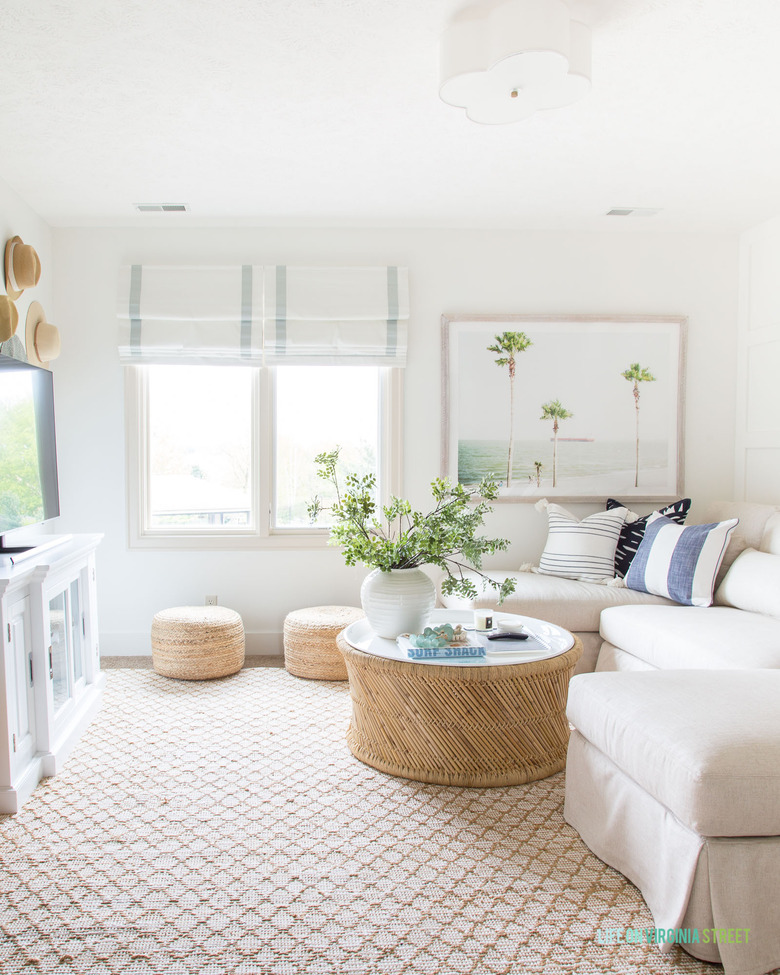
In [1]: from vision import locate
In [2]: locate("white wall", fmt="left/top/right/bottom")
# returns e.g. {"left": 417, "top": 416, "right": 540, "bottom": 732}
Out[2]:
{"left": 736, "top": 216, "right": 780, "bottom": 502}
{"left": 49, "top": 226, "right": 739, "bottom": 654}
{"left": 0, "top": 179, "right": 54, "bottom": 543}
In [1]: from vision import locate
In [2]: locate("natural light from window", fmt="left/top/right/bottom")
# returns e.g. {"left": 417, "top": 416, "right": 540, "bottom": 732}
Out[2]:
{"left": 147, "top": 366, "right": 253, "bottom": 530}
{"left": 274, "top": 366, "right": 379, "bottom": 529}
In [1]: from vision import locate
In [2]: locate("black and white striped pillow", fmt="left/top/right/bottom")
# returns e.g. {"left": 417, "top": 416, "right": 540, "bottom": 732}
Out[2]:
{"left": 607, "top": 498, "right": 692, "bottom": 578}
{"left": 537, "top": 503, "right": 629, "bottom": 582}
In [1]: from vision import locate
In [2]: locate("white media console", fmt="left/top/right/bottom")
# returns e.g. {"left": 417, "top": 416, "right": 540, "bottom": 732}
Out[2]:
{"left": 0, "top": 534, "right": 104, "bottom": 813}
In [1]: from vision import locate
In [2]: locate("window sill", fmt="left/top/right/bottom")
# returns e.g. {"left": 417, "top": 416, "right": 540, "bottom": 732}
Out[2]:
{"left": 127, "top": 531, "right": 334, "bottom": 552}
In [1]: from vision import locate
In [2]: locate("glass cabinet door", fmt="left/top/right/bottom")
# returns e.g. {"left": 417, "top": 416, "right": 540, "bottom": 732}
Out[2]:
{"left": 70, "top": 579, "right": 85, "bottom": 686}
{"left": 49, "top": 590, "right": 72, "bottom": 714}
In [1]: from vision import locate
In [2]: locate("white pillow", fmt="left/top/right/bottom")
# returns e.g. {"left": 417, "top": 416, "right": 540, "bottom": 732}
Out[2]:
{"left": 715, "top": 547, "right": 780, "bottom": 619}
{"left": 537, "top": 502, "right": 627, "bottom": 582}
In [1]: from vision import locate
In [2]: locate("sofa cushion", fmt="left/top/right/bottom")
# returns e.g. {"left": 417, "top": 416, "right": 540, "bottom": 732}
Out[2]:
{"left": 624, "top": 514, "right": 738, "bottom": 606}
{"left": 606, "top": 497, "right": 691, "bottom": 578}
{"left": 760, "top": 511, "right": 780, "bottom": 555}
{"left": 566, "top": 670, "right": 780, "bottom": 836}
{"left": 599, "top": 604, "right": 780, "bottom": 669}
{"left": 715, "top": 547, "right": 780, "bottom": 619}
{"left": 695, "top": 501, "right": 779, "bottom": 585}
{"left": 439, "top": 570, "right": 676, "bottom": 632}
{"left": 537, "top": 502, "right": 627, "bottom": 582}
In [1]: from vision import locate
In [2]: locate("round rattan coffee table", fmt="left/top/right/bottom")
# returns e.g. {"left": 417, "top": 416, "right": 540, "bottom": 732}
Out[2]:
{"left": 336, "top": 609, "right": 582, "bottom": 788}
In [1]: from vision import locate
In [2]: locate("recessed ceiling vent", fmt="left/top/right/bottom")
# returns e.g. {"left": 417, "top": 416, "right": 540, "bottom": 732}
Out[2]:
{"left": 134, "top": 203, "right": 190, "bottom": 213}
{"left": 606, "top": 207, "right": 661, "bottom": 217}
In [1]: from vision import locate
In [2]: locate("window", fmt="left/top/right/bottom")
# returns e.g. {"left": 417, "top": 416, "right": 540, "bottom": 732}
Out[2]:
{"left": 147, "top": 365, "right": 254, "bottom": 530}
{"left": 273, "top": 366, "right": 380, "bottom": 529}
{"left": 125, "top": 364, "right": 401, "bottom": 548}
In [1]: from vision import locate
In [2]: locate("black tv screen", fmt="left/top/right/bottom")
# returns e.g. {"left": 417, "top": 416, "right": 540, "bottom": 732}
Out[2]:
{"left": 0, "top": 355, "right": 60, "bottom": 535}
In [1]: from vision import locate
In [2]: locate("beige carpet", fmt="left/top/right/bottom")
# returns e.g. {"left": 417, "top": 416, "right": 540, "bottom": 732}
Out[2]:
{"left": 0, "top": 668, "right": 720, "bottom": 975}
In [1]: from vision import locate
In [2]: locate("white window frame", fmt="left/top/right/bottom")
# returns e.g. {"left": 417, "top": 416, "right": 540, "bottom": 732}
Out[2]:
{"left": 124, "top": 364, "right": 403, "bottom": 550}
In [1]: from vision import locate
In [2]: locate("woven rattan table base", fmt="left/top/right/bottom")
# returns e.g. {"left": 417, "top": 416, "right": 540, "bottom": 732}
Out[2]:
{"left": 336, "top": 632, "right": 582, "bottom": 787}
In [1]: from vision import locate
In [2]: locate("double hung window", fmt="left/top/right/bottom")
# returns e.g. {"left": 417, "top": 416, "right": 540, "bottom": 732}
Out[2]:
{"left": 120, "top": 265, "right": 406, "bottom": 548}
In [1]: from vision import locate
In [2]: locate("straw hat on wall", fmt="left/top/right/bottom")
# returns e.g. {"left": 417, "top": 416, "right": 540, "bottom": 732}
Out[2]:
{"left": 25, "top": 301, "right": 61, "bottom": 369}
{"left": 0, "top": 294, "right": 19, "bottom": 343}
{"left": 5, "top": 235, "right": 42, "bottom": 300}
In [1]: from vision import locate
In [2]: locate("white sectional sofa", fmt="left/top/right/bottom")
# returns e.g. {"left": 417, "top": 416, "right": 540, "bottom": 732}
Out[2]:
{"left": 440, "top": 499, "right": 780, "bottom": 972}
{"left": 596, "top": 500, "right": 780, "bottom": 672}
{"left": 439, "top": 500, "right": 780, "bottom": 674}
{"left": 563, "top": 500, "right": 780, "bottom": 974}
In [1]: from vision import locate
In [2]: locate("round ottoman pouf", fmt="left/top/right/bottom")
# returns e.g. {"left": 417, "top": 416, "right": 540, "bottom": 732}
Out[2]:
{"left": 151, "top": 606, "right": 245, "bottom": 680}
{"left": 284, "top": 605, "right": 364, "bottom": 680}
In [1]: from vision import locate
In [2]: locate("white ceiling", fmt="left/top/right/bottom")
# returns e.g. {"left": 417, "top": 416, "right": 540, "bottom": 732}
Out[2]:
{"left": 2, "top": 0, "right": 780, "bottom": 231}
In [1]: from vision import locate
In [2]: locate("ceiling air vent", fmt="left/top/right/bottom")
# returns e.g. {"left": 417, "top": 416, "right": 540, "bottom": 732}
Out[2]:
{"left": 606, "top": 207, "right": 661, "bottom": 217}
{"left": 134, "top": 203, "right": 190, "bottom": 213}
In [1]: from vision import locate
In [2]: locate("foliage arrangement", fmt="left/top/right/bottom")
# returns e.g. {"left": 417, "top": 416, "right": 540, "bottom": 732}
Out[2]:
{"left": 307, "top": 448, "right": 517, "bottom": 603}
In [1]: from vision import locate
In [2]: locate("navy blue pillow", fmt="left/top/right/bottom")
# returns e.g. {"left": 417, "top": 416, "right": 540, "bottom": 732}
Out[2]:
{"left": 606, "top": 498, "right": 692, "bottom": 578}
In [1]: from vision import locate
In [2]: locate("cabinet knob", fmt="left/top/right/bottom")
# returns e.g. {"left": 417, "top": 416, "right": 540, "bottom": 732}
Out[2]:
{"left": 48, "top": 646, "right": 53, "bottom": 679}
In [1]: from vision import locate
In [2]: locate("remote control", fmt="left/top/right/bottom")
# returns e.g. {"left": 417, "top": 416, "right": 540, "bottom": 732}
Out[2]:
{"left": 487, "top": 631, "right": 529, "bottom": 641}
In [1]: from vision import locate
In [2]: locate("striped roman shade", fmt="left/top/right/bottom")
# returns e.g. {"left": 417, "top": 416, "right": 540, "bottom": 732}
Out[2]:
{"left": 263, "top": 266, "right": 409, "bottom": 366}
{"left": 118, "top": 265, "right": 409, "bottom": 367}
{"left": 625, "top": 514, "right": 739, "bottom": 606}
{"left": 117, "top": 265, "right": 263, "bottom": 363}
{"left": 537, "top": 502, "right": 628, "bottom": 582}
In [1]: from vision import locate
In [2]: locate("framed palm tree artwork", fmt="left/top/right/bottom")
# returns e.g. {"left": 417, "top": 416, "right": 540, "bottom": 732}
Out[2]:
{"left": 441, "top": 314, "right": 686, "bottom": 503}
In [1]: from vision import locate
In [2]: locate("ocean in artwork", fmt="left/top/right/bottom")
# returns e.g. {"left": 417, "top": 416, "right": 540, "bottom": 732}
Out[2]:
{"left": 458, "top": 439, "right": 668, "bottom": 487}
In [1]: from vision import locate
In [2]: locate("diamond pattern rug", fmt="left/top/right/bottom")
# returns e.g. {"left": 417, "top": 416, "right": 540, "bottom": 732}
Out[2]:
{"left": 0, "top": 669, "right": 721, "bottom": 974}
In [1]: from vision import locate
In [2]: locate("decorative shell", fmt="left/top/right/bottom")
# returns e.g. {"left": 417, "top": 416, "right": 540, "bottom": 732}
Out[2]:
{"left": 404, "top": 623, "right": 468, "bottom": 648}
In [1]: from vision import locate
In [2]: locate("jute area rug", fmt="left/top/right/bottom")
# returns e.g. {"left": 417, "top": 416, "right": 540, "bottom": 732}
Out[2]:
{"left": 0, "top": 669, "right": 719, "bottom": 975}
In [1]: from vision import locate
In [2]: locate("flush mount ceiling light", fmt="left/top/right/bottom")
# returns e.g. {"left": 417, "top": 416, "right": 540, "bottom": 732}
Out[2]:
{"left": 439, "top": 0, "right": 591, "bottom": 124}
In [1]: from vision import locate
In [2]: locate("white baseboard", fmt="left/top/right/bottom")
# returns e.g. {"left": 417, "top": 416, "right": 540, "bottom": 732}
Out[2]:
{"left": 100, "top": 631, "right": 284, "bottom": 657}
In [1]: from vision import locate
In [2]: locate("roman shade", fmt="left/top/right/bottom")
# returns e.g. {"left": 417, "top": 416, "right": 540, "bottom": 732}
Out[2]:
{"left": 118, "top": 264, "right": 409, "bottom": 366}
{"left": 263, "top": 266, "right": 408, "bottom": 366}
{"left": 117, "top": 265, "right": 263, "bottom": 364}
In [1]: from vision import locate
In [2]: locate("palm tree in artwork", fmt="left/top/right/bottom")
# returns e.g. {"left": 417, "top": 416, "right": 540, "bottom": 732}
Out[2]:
{"left": 540, "top": 400, "right": 573, "bottom": 488}
{"left": 622, "top": 362, "right": 656, "bottom": 488}
{"left": 487, "top": 331, "right": 533, "bottom": 487}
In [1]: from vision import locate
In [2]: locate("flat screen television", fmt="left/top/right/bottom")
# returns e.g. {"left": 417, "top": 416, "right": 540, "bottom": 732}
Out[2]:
{"left": 0, "top": 354, "right": 60, "bottom": 544}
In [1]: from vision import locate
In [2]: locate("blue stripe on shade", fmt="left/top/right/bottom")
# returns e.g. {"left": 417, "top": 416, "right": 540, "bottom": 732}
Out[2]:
{"left": 386, "top": 266, "right": 398, "bottom": 358}
{"left": 625, "top": 516, "right": 667, "bottom": 593}
{"left": 665, "top": 522, "right": 711, "bottom": 604}
{"left": 240, "top": 265, "right": 252, "bottom": 358}
{"left": 275, "top": 265, "right": 286, "bottom": 353}
{"left": 129, "top": 264, "right": 142, "bottom": 356}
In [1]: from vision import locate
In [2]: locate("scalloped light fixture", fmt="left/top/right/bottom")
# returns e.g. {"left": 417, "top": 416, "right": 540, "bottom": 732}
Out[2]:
{"left": 439, "top": 0, "right": 591, "bottom": 124}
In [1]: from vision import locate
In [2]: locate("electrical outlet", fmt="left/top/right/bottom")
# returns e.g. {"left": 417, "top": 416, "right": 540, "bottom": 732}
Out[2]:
{"left": 205, "top": 595, "right": 218, "bottom": 606}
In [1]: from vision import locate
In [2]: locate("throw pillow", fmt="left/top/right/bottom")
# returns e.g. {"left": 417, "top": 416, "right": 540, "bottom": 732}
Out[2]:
{"left": 714, "top": 548, "right": 780, "bottom": 618}
{"left": 606, "top": 497, "right": 692, "bottom": 578}
{"left": 625, "top": 514, "right": 739, "bottom": 607}
{"left": 537, "top": 501, "right": 628, "bottom": 582}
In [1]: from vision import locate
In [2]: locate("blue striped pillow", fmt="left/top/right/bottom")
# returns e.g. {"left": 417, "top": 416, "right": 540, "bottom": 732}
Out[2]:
{"left": 625, "top": 514, "right": 739, "bottom": 606}
{"left": 606, "top": 498, "right": 691, "bottom": 578}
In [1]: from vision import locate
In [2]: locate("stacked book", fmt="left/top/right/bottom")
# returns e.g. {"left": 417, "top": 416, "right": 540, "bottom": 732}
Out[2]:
{"left": 396, "top": 631, "right": 486, "bottom": 660}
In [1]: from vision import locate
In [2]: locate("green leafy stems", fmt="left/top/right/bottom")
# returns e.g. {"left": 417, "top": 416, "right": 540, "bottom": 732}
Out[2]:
{"left": 307, "top": 448, "right": 516, "bottom": 604}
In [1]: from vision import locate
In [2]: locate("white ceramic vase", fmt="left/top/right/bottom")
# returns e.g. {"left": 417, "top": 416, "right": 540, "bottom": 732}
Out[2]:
{"left": 360, "top": 567, "right": 436, "bottom": 639}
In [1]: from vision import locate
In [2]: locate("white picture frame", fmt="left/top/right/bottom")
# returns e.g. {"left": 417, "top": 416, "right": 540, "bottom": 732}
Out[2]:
{"left": 441, "top": 314, "right": 687, "bottom": 503}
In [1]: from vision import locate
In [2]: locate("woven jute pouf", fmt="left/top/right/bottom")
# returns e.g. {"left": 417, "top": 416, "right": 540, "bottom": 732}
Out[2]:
{"left": 151, "top": 606, "right": 245, "bottom": 680}
{"left": 284, "top": 605, "right": 364, "bottom": 681}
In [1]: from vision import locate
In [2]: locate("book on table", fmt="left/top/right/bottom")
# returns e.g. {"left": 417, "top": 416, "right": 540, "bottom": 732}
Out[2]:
{"left": 396, "top": 631, "right": 486, "bottom": 660}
